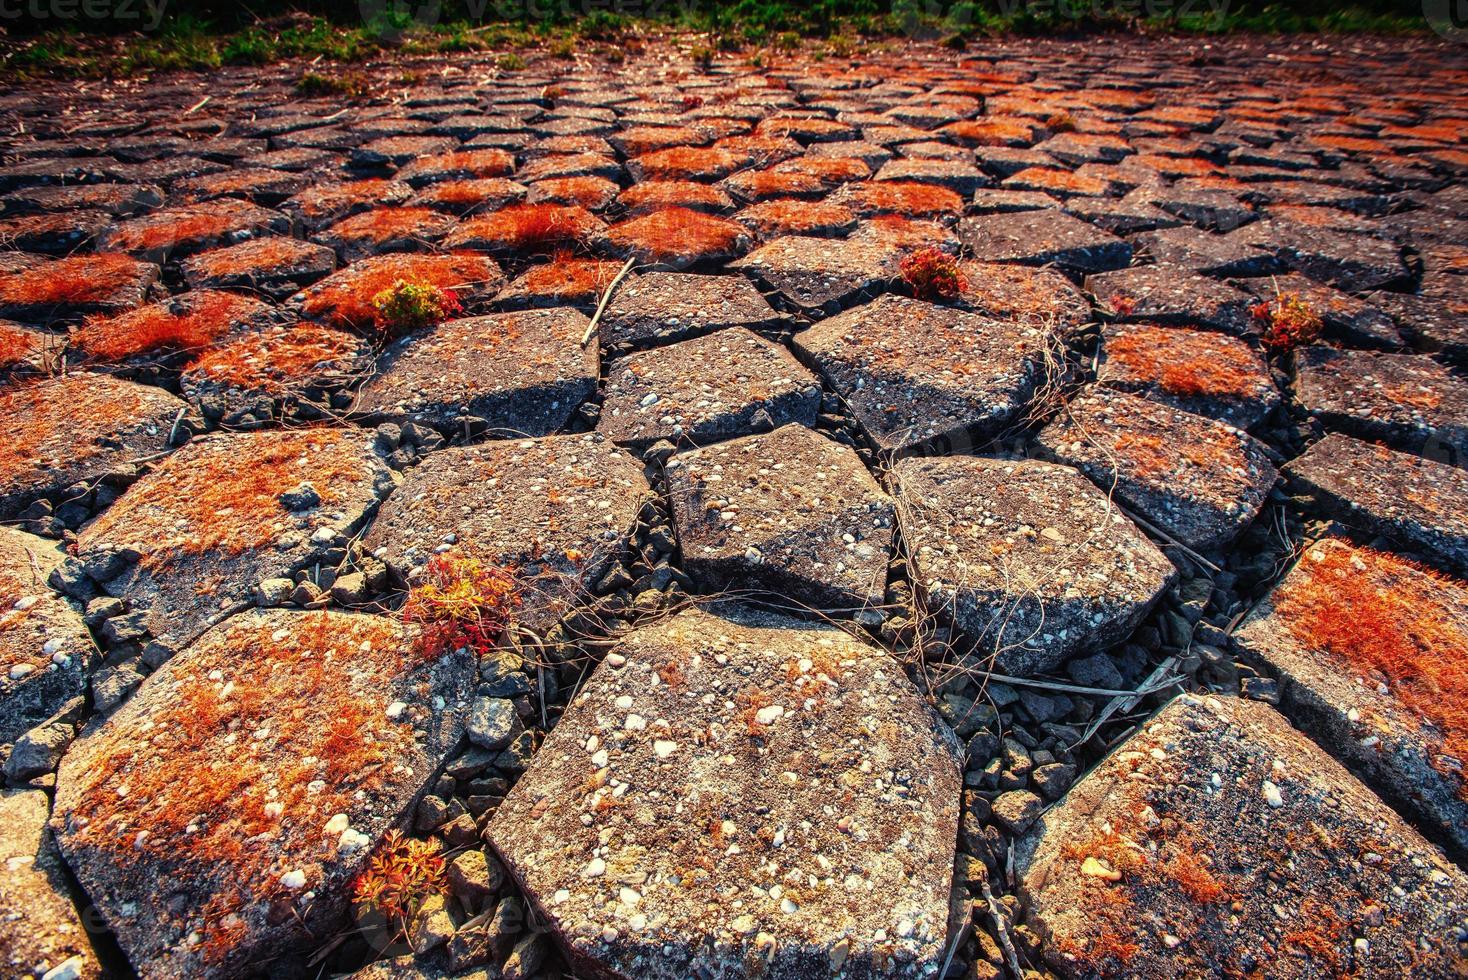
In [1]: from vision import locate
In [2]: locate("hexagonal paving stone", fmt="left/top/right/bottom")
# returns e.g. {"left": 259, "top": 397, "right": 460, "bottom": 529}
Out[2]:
{"left": 598, "top": 327, "right": 821, "bottom": 450}
{"left": 99, "top": 198, "right": 291, "bottom": 264}
{"left": 958, "top": 210, "right": 1131, "bottom": 273}
{"left": 486, "top": 604, "right": 961, "bottom": 980}
{"left": 1063, "top": 195, "right": 1181, "bottom": 235}
{"left": 1292, "top": 347, "right": 1468, "bottom": 463}
{"left": 363, "top": 434, "right": 650, "bottom": 633}
{"left": 496, "top": 258, "right": 625, "bottom": 312}
{"left": 74, "top": 429, "right": 394, "bottom": 658}
{"left": 1135, "top": 225, "right": 1279, "bottom": 277}
{"left": 1369, "top": 291, "right": 1468, "bottom": 364}
{"left": 956, "top": 261, "right": 1091, "bottom": 337}
{"left": 892, "top": 456, "right": 1175, "bottom": 677}
{"left": 444, "top": 204, "right": 606, "bottom": 257}
{"left": 616, "top": 180, "right": 734, "bottom": 216}
{"left": 1233, "top": 536, "right": 1468, "bottom": 857}
{"left": 666, "top": 424, "right": 894, "bottom": 610}
{"left": 313, "top": 206, "right": 456, "bottom": 262}
{"left": 598, "top": 207, "right": 752, "bottom": 270}
{"left": 52, "top": 609, "right": 473, "bottom": 978}
{"left": 0, "top": 210, "right": 113, "bottom": 255}
{"left": 182, "top": 236, "right": 337, "bottom": 300}
{"left": 829, "top": 180, "right": 966, "bottom": 220}
{"left": 1285, "top": 433, "right": 1468, "bottom": 575}
{"left": 69, "top": 289, "right": 278, "bottom": 373}
{"left": 793, "top": 294, "right": 1055, "bottom": 454}
{"left": 1099, "top": 323, "right": 1279, "bottom": 430}
{"left": 0, "top": 373, "right": 186, "bottom": 520}
{"left": 1016, "top": 693, "right": 1468, "bottom": 978}
{"left": 598, "top": 271, "right": 781, "bottom": 351}
{"left": 280, "top": 179, "right": 414, "bottom": 232}
{"left": 874, "top": 158, "right": 987, "bottom": 195}
{"left": 1, "top": 181, "right": 163, "bottom": 217}
{"left": 353, "top": 309, "right": 597, "bottom": 436}
{"left": 730, "top": 235, "right": 900, "bottom": 313}
{"left": 1, "top": 790, "right": 102, "bottom": 980}
{"left": 1236, "top": 273, "right": 1401, "bottom": 350}
{"left": 396, "top": 148, "right": 516, "bottom": 186}
{"left": 1035, "top": 386, "right": 1277, "bottom": 553}
{"left": 0, "top": 253, "right": 159, "bottom": 324}
{"left": 0, "top": 526, "right": 94, "bottom": 745}
{"left": 1232, "top": 218, "right": 1407, "bottom": 292}
{"left": 293, "top": 253, "right": 504, "bottom": 332}
{"left": 408, "top": 177, "right": 528, "bottom": 215}
{"left": 1087, "top": 264, "right": 1256, "bottom": 335}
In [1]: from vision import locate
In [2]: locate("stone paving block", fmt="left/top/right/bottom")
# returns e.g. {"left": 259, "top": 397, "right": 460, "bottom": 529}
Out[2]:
{"left": 69, "top": 289, "right": 278, "bottom": 373}
{"left": 1098, "top": 323, "right": 1279, "bottom": 431}
{"left": 598, "top": 208, "right": 751, "bottom": 270}
{"left": 732, "top": 198, "right": 858, "bottom": 240}
{"left": 971, "top": 189, "right": 1056, "bottom": 214}
{"left": 1232, "top": 218, "right": 1407, "bottom": 292}
{"left": 1062, "top": 196, "right": 1182, "bottom": 235}
{"left": 958, "top": 210, "right": 1132, "bottom": 273}
{"left": 0, "top": 181, "right": 163, "bottom": 218}
{"left": 893, "top": 456, "right": 1175, "bottom": 676}
{"left": 598, "top": 327, "right": 821, "bottom": 450}
{"left": 1285, "top": 433, "right": 1468, "bottom": 575}
{"left": 0, "top": 253, "right": 159, "bottom": 323}
{"left": 1134, "top": 225, "right": 1281, "bottom": 278}
{"left": 1234, "top": 536, "right": 1468, "bottom": 857}
{"left": 494, "top": 258, "right": 624, "bottom": 312}
{"left": 598, "top": 270, "right": 781, "bottom": 351}
{"left": 52, "top": 609, "right": 473, "bottom": 978}
{"left": 1002, "top": 167, "right": 1114, "bottom": 199}
{"left": 616, "top": 180, "right": 734, "bottom": 217}
{"left": 74, "top": 429, "right": 394, "bottom": 658}
{"left": 280, "top": 178, "right": 415, "bottom": 232}
{"left": 398, "top": 148, "right": 516, "bottom": 186}
{"left": 667, "top": 424, "right": 894, "bottom": 610}
{"left": 730, "top": 235, "right": 900, "bottom": 313}
{"left": 1036, "top": 386, "right": 1277, "bottom": 553}
{"left": 408, "top": 177, "right": 528, "bottom": 215}
{"left": 1087, "top": 264, "right": 1256, "bottom": 335}
{"left": 1135, "top": 185, "right": 1256, "bottom": 231}
{"left": 353, "top": 308, "right": 597, "bottom": 436}
{"left": 173, "top": 167, "right": 307, "bottom": 207}
{"left": 794, "top": 294, "right": 1055, "bottom": 453}
{"left": 0, "top": 373, "right": 186, "bottom": 520}
{"left": 1, "top": 790, "right": 102, "bottom": 980}
{"left": 182, "top": 236, "right": 337, "bottom": 300}
{"left": 0, "top": 526, "right": 94, "bottom": 745}
{"left": 1292, "top": 347, "right": 1468, "bottom": 463}
{"left": 874, "top": 157, "right": 987, "bottom": 195}
{"left": 445, "top": 204, "right": 606, "bottom": 257}
{"left": 486, "top": 604, "right": 961, "bottom": 980}
{"left": 313, "top": 206, "right": 456, "bottom": 262}
{"left": 0, "top": 210, "right": 113, "bottom": 255}
{"left": 363, "top": 435, "right": 649, "bottom": 633}
{"left": 1368, "top": 291, "right": 1468, "bottom": 364}
{"left": 293, "top": 252, "right": 504, "bottom": 331}
{"left": 100, "top": 198, "right": 292, "bottom": 264}
{"left": 828, "top": 180, "right": 966, "bottom": 220}
{"left": 955, "top": 261, "right": 1092, "bottom": 337}
{"left": 1017, "top": 693, "right": 1468, "bottom": 978}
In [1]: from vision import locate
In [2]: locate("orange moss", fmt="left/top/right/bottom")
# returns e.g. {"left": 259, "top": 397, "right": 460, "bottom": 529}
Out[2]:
{"left": 301, "top": 253, "right": 495, "bottom": 330}
{"left": 414, "top": 149, "right": 514, "bottom": 178}
{"left": 1281, "top": 898, "right": 1347, "bottom": 972}
{"left": 940, "top": 118, "right": 1035, "bottom": 146}
{"left": 844, "top": 181, "right": 963, "bottom": 218}
{"left": 0, "top": 253, "right": 147, "bottom": 308}
{"left": 1106, "top": 325, "right": 1262, "bottom": 399}
{"left": 0, "top": 376, "right": 162, "bottom": 481}
{"left": 186, "top": 323, "right": 361, "bottom": 397}
{"left": 774, "top": 156, "right": 870, "bottom": 183}
{"left": 187, "top": 237, "right": 323, "bottom": 279}
{"left": 450, "top": 204, "right": 599, "bottom": 253}
{"left": 1272, "top": 541, "right": 1468, "bottom": 799}
{"left": 727, "top": 168, "right": 826, "bottom": 200}
{"left": 606, "top": 207, "right": 746, "bottom": 263}
{"left": 1009, "top": 166, "right": 1108, "bottom": 195}
{"left": 110, "top": 200, "right": 266, "bottom": 255}
{"left": 324, "top": 206, "right": 445, "bottom": 244}
{"left": 619, "top": 180, "right": 729, "bottom": 214}
{"left": 737, "top": 199, "right": 854, "bottom": 237}
{"left": 412, "top": 178, "right": 523, "bottom": 212}
{"left": 632, "top": 145, "right": 739, "bottom": 180}
{"left": 524, "top": 176, "right": 618, "bottom": 209}
{"left": 72, "top": 291, "right": 260, "bottom": 363}
{"left": 1381, "top": 381, "right": 1443, "bottom": 411}
{"left": 516, "top": 255, "right": 620, "bottom": 299}
{"left": 0, "top": 323, "right": 38, "bottom": 371}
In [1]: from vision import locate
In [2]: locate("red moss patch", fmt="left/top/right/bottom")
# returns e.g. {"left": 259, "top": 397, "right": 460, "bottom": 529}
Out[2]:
{"left": 513, "top": 255, "right": 621, "bottom": 302}
{"left": 735, "top": 199, "right": 855, "bottom": 238}
{"left": 299, "top": 253, "right": 499, "bottom": 331}
{"left": 185, "top": 237, "right": 327, "bottom": 280}
{"left": 631, "top": 146, "right": 740, "bottom": 181}
{"left": 0, "top": 322, "right": 38, "bottom": 372}
{"left": 618, "top": 180, "right": 731, "bottom": 215}
{"left": 321, "top": 206, "right": 451, "bottom": 247}
{"left": 185, "top": 322, "right": 363, "bottom": 397}
{"left": 1106, "top": 325, "right": 1264, "bottom": 399}
{"left": 446, "top": 203, "right": 603, "bottom": 253}
{"left": 840, "top": 181, "right": 964, "bottom": 219}
{"left": 0, "top": 253, "right": 151, "bottom": 309}
{"left": 899, "top": 247, "right": 965, "bottom": 301}
{"left": 940, "top": 117, "right": 1037, "bottom": 146}
{"left": 72, "top": 291, "right": 264, "bottom": 364}
{"left": 525, "top": 176, "right": 620, "bottom": 210}
{"left": 106, "top": 199, "right": 281, "bottom": 257}
{"left": 603, "top": 207, "right": 749, "bottom": 266}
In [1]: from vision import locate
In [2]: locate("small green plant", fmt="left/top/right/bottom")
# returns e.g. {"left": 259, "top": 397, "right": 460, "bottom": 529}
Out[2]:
{"left": 690, "top": 44, "right": 715, "bottom": 69}
{"left": 549, "top": 36, "right": 577, "bottom": 59}
{"left": 295, "top": 71, "right": 371, "bottom": 98}
{"left": 353, "top": 830, "right": 449, "bottom": 942}
{"left": 371, "top": 279, "right": 462, "bottom": 335}
{"left": 900, "top": 247, "right": 966, "bottom": 301}
{"left": 497, "top": 52, "right": 528, "bottom": 71}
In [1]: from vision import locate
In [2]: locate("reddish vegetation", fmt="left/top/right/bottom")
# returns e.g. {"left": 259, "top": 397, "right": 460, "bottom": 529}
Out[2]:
{"left": 774, "top": 156, "right": 871, "bottom": 183}
{"left": 632, "top": 146, "right": 739, "bottom": 180}
{"left": 736, "top": 199, "right": 855, "bottom": 238}
{"left": 524, "top": 176, "right": 618, "bottom": 209}
{"left": 727, "top": 168, "right": 826, "bottom": 200}
{"left": 187, "top": 237, "right": 324, "bottom": 279}
{"left": 605, "top": 207, "right": 747, "bottom": 263}
{"left": 354, "top": 830, "right": 449, "bottom": 941}
{"left": 412, "top": 178, "right": 523, "bottom": 212}
{"left": 1106, "top": 325, "right": 1263, "bottom": 399}
{"left": 899, "top": 247, "right": 966, "bottom": 301}
{"left": 0, "top": 253, "right": 147, "bottom": 308}
{"left": 401, "top": 554, "right": 520, "bottom": 660}
{"left": 516, "top": 255, "right": 620, "bottom": 300}
{"left": 0, "top": 376, "right": 162, "bottom": 481}
{"left": 324, "top": 207, "right": 446, "bottom": 245}
{"left": 619, "top": 180, "right": 729, "bottom": 214}
{"left": 940, "top": 118, "right": 1035, "bottom": 146}
{"left": 110, "top": 200, "right": 266, "bottom": 255}
{"left": 300, "top": 254, "right": 496, "bottom": 330}
{"left": 0, "top": 322, "right": 38, "bottom": 371}
{"left": 1273, "top": 541, "right": 1468, "bottom": 799}
{"left": 844, "top": 181, "right": 963, "bottom": 218}
{"left": 186, "top": 323, "right": 361, "bottom": 396}
{"left": 449, "top": 204, "right": 599, "bottom": 253}
{"left": 1251, "top": 292, "right": 1323, "bottom": 353}
{"left": 714, "top": 134, "right": 801, "bottom": 166}
{"left": 1282, "top": 899, "right": 1348, "bottom": 972}
{"left": 371, "top": 278, "right": 463, "bottom": 335}
{"left": 72, "top": 291, "right": 260, "bottom": 363}
{"left": 413, "top": 149, "right": 514, "bottom": 178}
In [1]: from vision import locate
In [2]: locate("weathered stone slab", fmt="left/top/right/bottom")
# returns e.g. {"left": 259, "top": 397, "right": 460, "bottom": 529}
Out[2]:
{"left": 100, "top": 198, "right": 291, "bottom": 264}
{"left": 1, "top": 182, "right": 163, "bottom": 218}
{"left": 1, "top": 790, "right": 102, "bottom": 980}
{"left": 495, "top": 259, "right": 625, "bottom": 312}
{"left": 487, "top": 604, "right": 961, "bottom": 980}
{"left": 729, "top": 235, "right": 899, "bottom": 312}
{"left": 353, "top": 309, "right": 597, "bottom": 436}
{"left": 1292, "top": 347, "right": 1468, "bottom": 464}
{"left": 958, "top": 210, "right": 1131, "bottom": 273}
{"left": 598, "top": 208, "right": 751, "bottom": 270}
{"left": 1099, "top": 323, "right": 1279, "bottom": 431}
{"left": 363, "top": 435, "right": 650, "bottom": 633}
{"left": 0, "top": 253, "right": 159, "bottom": 324}
{"left": 598, "top": 327, "right": 820, "bottom": 450}
{"left": 182, "top": 236, "right": 337, "bottom": 300}
{"left": 1017, "top": 693, "right": 1468, "bottom": 978}
{"left": 1233, "top": 218, "right": 1407, "bottom": 292}
{"left": 893, "top": 456, "right": 1175, "bottom": 677}
{"left": 280, "top": 179, "right": 415, "bottom": 232}
{"left": 1234, "top": 537, "right": 1468, "bottom": 857}
{"left": 793, "top": 294, "right": 1053, "bottom": 453}
{"left": 1087, "top": 264, "right": 1255, "bottom": 335}
{"left": 1036, "top": 386, "right": 1277, "bottom": 552}
{"left": 598, "top": 271, "right": 781, "bottom": 351}
{"left": 52, "top": 609, "right": 473, "bottom": 978}
{"left": 1285, "top": 433, "right": 1468, "bottom": 575}
{"left": 667, "top": 424, "right": 894, "bottom": 610}
{"left": 955, "top": 261, "right": 1091, "bottom": 337}
{"left": 1369, "top": 291, "right": 1468, "bottom": 364}
{"left": 0, "top": 210, "right": 113, "bottom": 255}
{"left": 313, "top": 206, "right": 456, "bottom": 262}
{"left": 0, "top": 527, "right": 93, "bottom": 745}
{"left": 75, "top": 429, "right": 394, "bottom": 658}
{"left": 0, "top": 373, "right": 186, "bottom": 520}
{"left": 1134, "top": 225, "right": 1279, "bottom": 277}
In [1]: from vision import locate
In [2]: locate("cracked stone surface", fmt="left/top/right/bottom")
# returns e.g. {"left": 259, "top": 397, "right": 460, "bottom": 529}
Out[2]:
{"left": 1, "top": 789, "right": 102, "bottom": 980}
{"left": 957, "top": 210, "right": 1131, "bottom": 273}
{"left": 893, "top": 456, "right": 1175, "bottom": 677}
{"left": 487, "top": 604, "right": 961, "bottom": 980}
{"left": 599, "top": 271, "right": 781, "bottom": 351}
{"left": 1098, "top": 322, "right": 1280, "bottom": 431}
{"left": 667, "top": 424, "right": 894, "bottom": 611}
{"left": 729, "top": 235, "right": 900, "bottom": 312}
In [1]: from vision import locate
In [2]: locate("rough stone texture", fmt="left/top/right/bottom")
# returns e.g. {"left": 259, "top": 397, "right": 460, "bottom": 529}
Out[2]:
{"left": 599, "top": 271, "right": 781, "bottom": 351}
{"left": 1286, "top": 433, "right": 1468, "bottom": 575}
{"left": 667, "top": 424, "right": 894, "bottom": 611}
{"left": 353, "top": 309, "right": 598, "bottom": 436}
{"left": 487, "top": 604, "right": 962, "bottom": 980}
{"left": 1233, "top": 537, "right": 1468, "bottom": 858}
{"left": 957, "top": 210, "right": 1131, "bottom": 273}
{"left": 598, "top": 327, "right": 821, "bottom": 450}
{"left": 729, "top": 235, "right": 899, "bottom": 312}
{"left": 1098, "top": 322, "right": 1280, "bottom": 431}
{"left": 1087, "top": 264, "right": 1255, "bottom": 335}
{"left": 100, "top": 198, "right": 291, "bottom": 264}
{"left": 52, "top": 609, "right": 473, "bottom": 978}
{"left": 1292, "top": 347, "right": 1468, "bottom": 464}
{"left": 1233, "top": 218, "right": 1408, "bottom": 292}
{"left": 0, "top": 527, "right": 94, "bottom": 745}
{"left": 954, "top": 261, "right": 1091, "bottom": 337}
{"left": 0, "top": 253, "right": 159, "bottom": 323}
{"left": 363, "top": 435, "right": 650, "bottom": 633}
{"left": 182, "top": 236, "right": 337, "bottom": 300}
{"left": 74, "top": 429, "right": 394, "bottom": 658}
{"left": 1036, "top": 386, "right": 1278, "bottom": 553}
{"left": 1017, "top": 693, "right": 1468, "bottom": 978}
{"left": 1370, "top": 290, "right": 1468, "bottom": 365}
{"left": 0, "top": 373, "right": 188, "bottom": 520}
{"left": 793, "top": 294, "right": 1054, "bottom": 453}
{"left": 1134, "top": 225, "right": 1278, "bottom": 277}
{"left": 892, "top": 456, "right": 1175, "bottom": 677}
{"left": 0, "top": 790, "right": 102, "bottom": 980}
